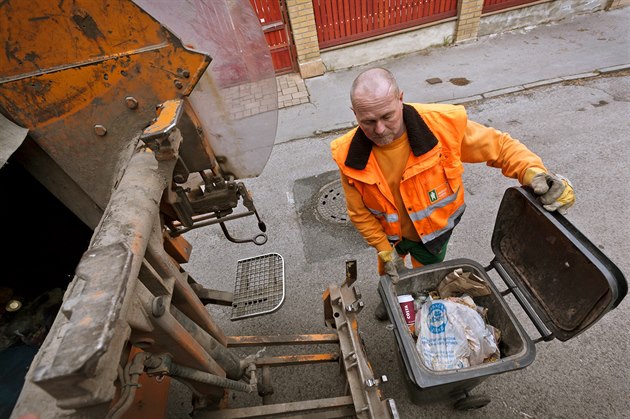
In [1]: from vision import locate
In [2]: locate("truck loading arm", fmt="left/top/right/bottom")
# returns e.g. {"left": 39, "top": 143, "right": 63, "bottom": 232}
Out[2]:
{"left": 3, "top": 1, "right": 399, "bottom": 417}
{"left": 12, "top": 124, "right": 398, "bottom": 419}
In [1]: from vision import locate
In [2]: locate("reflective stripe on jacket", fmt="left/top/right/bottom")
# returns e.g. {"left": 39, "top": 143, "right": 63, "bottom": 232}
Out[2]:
{"left": 331, "top": 103, "right": 468, "bottom": 254}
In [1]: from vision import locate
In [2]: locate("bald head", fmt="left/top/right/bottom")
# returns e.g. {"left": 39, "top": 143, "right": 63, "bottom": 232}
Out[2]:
{"left": 349, "top": 68, "right": 405, "bottom": 146}
{"left": 350, "top": 68, "right": 400, "bottom": 107}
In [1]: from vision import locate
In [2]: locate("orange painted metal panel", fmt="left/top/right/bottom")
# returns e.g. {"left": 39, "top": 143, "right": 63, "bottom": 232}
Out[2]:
{"left": 114, "top": 348, "right": 172, "bottom": 419}
{"left": 0, "top": 0, "right": 165, "bottom": 81}
{"left": 0, "top": 0, "right": 210, "bottom": 208}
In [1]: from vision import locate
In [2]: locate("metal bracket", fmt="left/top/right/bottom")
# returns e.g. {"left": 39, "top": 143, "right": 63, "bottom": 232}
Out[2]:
{"left": 325, "top": 281, "right": 398, "bottom": 418}
{"left": 345, "top": 260, "right": 358, "bottom": 286}
{"left": 141, "top": 99, "right": 185, "bottom": 161}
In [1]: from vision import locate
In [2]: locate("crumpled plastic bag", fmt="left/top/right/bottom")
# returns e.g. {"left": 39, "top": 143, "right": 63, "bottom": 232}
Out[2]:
{"left": 437, "top": 268, "right": 491, "bottom": 298}
{"left": 416, "top": 299, "right": 499, "bottom": 371}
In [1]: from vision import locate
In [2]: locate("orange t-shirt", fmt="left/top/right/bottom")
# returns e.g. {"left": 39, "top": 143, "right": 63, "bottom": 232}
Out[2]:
{"left": 372, "top": 132, "right": 422, "bottom": 244}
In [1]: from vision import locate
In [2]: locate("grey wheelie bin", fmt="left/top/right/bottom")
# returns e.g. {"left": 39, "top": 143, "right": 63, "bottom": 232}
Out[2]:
{"left": 378, "top": 186, "right": 627, "bottom": 410}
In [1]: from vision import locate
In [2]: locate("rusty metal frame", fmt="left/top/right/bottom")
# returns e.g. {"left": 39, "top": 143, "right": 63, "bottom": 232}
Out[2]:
{"left": 323, "top": 282, "right": 398, "bottom": 419}
{"left": 12, "top": 120, "right": 234, "bottom": 414}
{"left": 14, "top": 177, "right": 399, "bottom": 416}
{"left": 200, "top": 396, "right": 357, "bottom": 418}
{"left": 190, "top": 283, "right": 399, "bottom": 419}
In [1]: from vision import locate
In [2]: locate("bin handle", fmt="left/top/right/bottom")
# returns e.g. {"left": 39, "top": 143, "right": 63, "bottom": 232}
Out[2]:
{"left": 490, "top": 258, "right": 555, "bottom": 343}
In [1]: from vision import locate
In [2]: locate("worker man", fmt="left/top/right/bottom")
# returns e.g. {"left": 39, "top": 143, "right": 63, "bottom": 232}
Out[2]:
{"left": 330, "top": 67, "right": 575, "bottom": 319}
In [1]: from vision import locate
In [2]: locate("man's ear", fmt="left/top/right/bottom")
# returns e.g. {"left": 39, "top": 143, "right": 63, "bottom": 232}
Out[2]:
{"left": 399, "top": 90, "right": 404, "bottom": 103}
{"left": 350, "top": 106, "right": 356, "bottom": 116}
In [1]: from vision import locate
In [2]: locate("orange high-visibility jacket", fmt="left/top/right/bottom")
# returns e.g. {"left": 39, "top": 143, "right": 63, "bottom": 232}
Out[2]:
{"left": 331, "top": 103, "right": 545, "bottom": 255}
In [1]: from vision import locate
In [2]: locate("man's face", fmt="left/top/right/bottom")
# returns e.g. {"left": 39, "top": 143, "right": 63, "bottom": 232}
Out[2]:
{"left": 352, "top": 89, "right": 404, "bottom": 146}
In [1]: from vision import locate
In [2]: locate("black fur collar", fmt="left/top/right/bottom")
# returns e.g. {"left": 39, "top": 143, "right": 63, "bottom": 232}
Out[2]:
{"left": 344, "top": 104, "right": 439, "bottom": 169}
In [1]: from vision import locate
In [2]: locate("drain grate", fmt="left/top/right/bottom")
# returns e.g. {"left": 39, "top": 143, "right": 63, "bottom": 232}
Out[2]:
{"left": 316, "top": 179, "right": 350, "bottom": 224}
{"left": 231, "top": 253, "right": 285, "bottom": 321}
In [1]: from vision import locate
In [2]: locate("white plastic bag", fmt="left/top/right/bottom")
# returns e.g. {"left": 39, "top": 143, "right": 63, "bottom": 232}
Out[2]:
{"left": 416, "top": 299, "right": 499, "bottom": 371}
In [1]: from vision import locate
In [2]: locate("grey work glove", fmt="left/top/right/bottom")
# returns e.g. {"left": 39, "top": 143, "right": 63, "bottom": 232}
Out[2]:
{"left": 524, "top": 168, "right": 575, "bottom": 215}
{"left": 378, "top": 248, "right": 405, "bottom": 284}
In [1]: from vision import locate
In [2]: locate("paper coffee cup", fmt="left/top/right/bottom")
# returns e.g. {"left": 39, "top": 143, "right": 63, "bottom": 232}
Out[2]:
{"left": 397, "top": 294, "right": 416, "bottom": 333}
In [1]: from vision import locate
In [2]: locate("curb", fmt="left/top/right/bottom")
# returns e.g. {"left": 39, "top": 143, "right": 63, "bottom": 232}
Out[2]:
{"left": 282, "top": 65, "right": 630, "bottom": 142}
{"left": 446, "top": 64, "right": 630, "bottom": 105}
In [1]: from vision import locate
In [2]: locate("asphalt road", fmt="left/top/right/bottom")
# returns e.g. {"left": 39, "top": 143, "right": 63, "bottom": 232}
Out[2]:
{"left": 179, "top": 72, "right": 630, "bottom": 418}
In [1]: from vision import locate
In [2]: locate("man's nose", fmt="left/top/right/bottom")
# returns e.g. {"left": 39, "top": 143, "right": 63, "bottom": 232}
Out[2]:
{"left": 375, "top": 120, "right": 385, "bottom": 135}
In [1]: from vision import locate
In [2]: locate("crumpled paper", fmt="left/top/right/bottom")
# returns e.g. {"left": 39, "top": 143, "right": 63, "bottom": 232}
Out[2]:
{"left": 437, "top": 268, "right": 491, "bottom": 298}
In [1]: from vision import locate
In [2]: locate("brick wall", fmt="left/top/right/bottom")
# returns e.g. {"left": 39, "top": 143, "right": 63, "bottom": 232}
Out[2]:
{"left": 286, "top": 0, "right": 325, "bottom": 78}
{"left": 455, "top": 0, "right": 485, "bottom": 42}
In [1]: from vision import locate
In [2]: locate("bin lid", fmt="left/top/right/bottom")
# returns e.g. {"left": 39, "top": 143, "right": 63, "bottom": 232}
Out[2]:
{"left": 491, "top": 187, "right": 627, "bottom": 341}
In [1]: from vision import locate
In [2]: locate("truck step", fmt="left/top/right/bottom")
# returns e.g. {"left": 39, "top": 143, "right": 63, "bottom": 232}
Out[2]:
{"left": 231, "top": 253, "right": 285, "bottom": 320}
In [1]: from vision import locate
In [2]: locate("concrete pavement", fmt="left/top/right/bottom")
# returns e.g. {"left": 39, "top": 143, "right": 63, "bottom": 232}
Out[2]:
{"left": 277, "top": 6, "right": 630, "bottom": 143}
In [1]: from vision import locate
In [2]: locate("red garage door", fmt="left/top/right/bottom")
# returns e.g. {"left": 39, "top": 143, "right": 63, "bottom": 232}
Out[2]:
{"left": 250, "top": 0, "right": 298, "bottom": 74}
{"left": 313, "top": 0, "right": 458, "bottom": 49}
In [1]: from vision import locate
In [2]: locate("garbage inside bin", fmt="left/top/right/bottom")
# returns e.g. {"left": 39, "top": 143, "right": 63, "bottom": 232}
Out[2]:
{"left": 437, "top": 268, "right": 491, "bottom": 298}
{"left": 378, "top": 186, "right": 627, "bottom": 407}
{"left": 416, "top": 295, "right": 500, "bottom": 371}
{"left": 397, "top": 294, "right": 416, "bottom": 334}
{"left": 409, "top": 269, "right": 502, "bottom": 372}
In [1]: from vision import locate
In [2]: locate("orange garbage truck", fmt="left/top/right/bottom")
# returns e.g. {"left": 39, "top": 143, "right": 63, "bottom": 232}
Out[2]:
{"left": 0, "top": 1, "right": 396, "bottom": 418}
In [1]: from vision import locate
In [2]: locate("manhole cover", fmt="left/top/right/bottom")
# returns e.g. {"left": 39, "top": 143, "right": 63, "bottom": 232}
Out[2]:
{"left": 294, "top": 170, "right": 368, "bottom": 263}
{"left": 316, "top": 179, "right": 350, "bottom": 224}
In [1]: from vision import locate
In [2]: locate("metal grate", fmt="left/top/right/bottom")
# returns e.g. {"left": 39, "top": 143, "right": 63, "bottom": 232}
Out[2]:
{"left": 231, "top": 253, "right": 285, "bottom": 320}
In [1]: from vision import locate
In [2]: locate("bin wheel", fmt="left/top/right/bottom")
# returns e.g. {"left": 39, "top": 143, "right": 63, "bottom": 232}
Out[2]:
{"left": 454, "top": 395, "right": 491, "bottom": 411}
